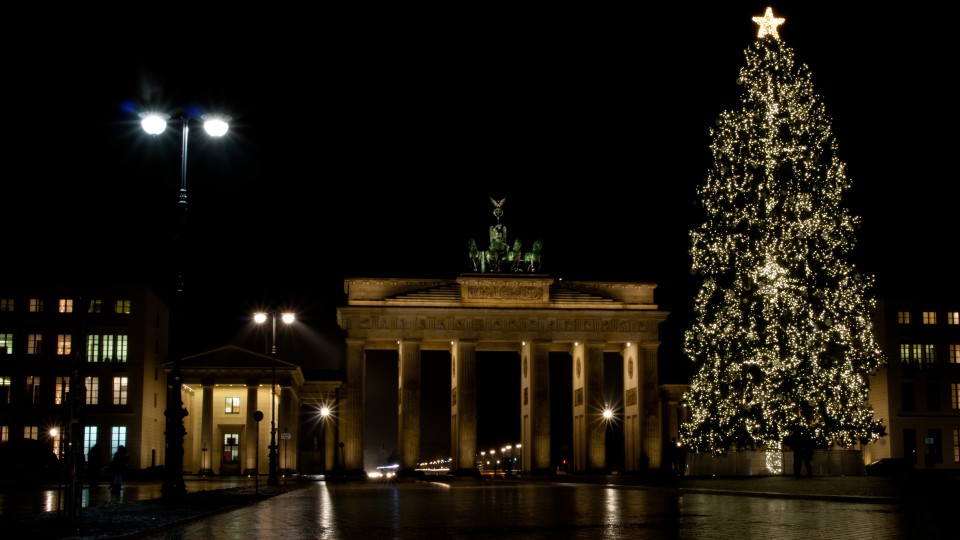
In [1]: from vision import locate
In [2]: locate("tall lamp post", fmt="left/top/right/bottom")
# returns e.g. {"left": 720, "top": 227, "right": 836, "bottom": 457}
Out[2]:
{"left": 254, "top": 311, "right": 295, "bottom": 486}
{"left": 141, "top": 111, "right": 230, "bottom": 501}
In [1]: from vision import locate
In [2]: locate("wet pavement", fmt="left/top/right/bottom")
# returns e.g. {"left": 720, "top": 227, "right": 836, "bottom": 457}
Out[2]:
{"left": 0, "top": 475, "right": 262, "bottom": 518}
{"left": 2, "top": 473, "right": 957, "bottom": 539}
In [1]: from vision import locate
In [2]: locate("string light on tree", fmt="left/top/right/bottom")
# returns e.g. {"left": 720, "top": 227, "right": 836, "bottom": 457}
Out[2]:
{"left": 680, "top": 7, "right": 886, "bottom": 459}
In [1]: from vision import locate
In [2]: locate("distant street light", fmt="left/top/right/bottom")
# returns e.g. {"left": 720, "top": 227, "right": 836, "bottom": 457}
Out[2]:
{"left": 141, "top": 109, "right": 230, "bottom": 501}
{"left": 254, "top": 311, "right": 295, "bottom": 486}
{"left": 318, "top": 405, "right": 334, "bottom": 473}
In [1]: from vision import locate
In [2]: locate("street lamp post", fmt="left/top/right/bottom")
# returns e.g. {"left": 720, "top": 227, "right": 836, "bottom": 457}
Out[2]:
{"left": 254, "top": 311, "right": 295, "bottom": 486}
{"left": 141, "top": 111, "right": 230, "bottom": 501}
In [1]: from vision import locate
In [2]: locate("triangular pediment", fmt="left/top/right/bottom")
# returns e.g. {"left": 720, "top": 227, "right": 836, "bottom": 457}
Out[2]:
{"left": 164, "top": 344, "right": 303, "bottom": 386}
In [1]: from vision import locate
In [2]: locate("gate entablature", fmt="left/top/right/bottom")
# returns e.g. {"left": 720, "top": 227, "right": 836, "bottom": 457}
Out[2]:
{"left": 339, "top": 275, "right": 665, "bottom": 352}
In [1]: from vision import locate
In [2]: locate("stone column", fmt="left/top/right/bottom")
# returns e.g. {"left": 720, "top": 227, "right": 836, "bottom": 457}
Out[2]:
{"left": 521, "top": 340, "right": 551, "bottom": 474}
{"left": 571, "top": 343, "right": 585, "bottom": 471}
{"left": 640, "top": 341, "right": 661, "bottom": 469}
{"left": 583, "top": 342, "right": 606, "bottom": 471}
{"left": 450, "top": 339, "right": 477, "bottom": 473}
{"left": 341, "top": 339, "right": 365, "bottom": 473}
{"left": 244, "top": 383, "right": 259, "bottom": 476}
{"left": 324, "top": 392, "right": 338, "bottom": 474}
{"left": 200, "top": 382, "right": 214, "bottom": 475}
{"left": 279, "top": 386, "right": 297, "bottom": 474}
{"left": 398, "top": 339, "right": 422, "bottom": 472}
{"left": 621, "top": 342, "right": 642, "bottom": 472}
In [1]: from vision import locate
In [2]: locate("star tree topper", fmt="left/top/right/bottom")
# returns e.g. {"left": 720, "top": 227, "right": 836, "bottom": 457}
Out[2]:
{"left": 753, "top": 7, "right": 785, "bottom": 39}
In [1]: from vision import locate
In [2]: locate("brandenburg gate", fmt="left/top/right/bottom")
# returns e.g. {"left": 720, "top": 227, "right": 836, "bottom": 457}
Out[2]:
{"left": 335, "top": 199, "right": 670, "bottom": 475}
{"left": 336, "top": 274, "right": 669, "bottom": 474}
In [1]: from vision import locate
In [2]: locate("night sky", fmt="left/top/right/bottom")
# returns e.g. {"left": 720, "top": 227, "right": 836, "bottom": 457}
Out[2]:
{"left": 6, "top": 3, "right": 954, "bottom": 462}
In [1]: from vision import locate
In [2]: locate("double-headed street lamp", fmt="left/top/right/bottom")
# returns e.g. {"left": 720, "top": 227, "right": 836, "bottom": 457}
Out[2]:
{"left": 141, "top": 110, "right": 230, "bottom": 501}
{"left": 254, "top": 311, "right": 295, "bottom": 486}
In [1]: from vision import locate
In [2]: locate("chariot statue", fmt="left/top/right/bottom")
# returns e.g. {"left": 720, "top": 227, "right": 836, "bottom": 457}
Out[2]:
{"left": 467, "top": 197, "right": 542, "bottom": 273}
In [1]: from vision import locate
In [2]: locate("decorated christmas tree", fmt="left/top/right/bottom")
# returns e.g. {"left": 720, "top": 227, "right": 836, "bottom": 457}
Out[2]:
{"left": 680, "top": 8, "right": 886, "bottom": 458}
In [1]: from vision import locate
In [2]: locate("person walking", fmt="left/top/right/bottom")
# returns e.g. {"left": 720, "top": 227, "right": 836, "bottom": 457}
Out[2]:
{"left": 88, "top": 443, "right": 104, "bottom": 489}
{"left": 109, "top": 445, "right": 129, "bottom": 492}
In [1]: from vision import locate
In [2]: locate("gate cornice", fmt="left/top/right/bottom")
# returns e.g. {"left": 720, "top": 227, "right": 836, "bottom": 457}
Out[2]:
{"left": 339, "top": 275, "right": 668, "bottom": 351}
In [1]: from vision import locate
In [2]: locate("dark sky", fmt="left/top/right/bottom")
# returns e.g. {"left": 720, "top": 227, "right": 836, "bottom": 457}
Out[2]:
{"left": 5, "top": 3, "right": 954, "bottom": 459}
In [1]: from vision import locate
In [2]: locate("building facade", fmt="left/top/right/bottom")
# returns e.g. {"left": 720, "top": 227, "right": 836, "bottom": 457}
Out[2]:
{"left": 0, "top": 285, "right": 342, "bottom": 480}
{"left": 0, "top": 286, "right": 170, "bottom": 474}
{"left": 864, "top": 296, "right": 960, "bottom": 470}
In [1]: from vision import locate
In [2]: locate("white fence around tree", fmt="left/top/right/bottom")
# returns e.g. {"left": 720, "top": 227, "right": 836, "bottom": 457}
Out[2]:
{"left": 683, "top": 449, "right": 866, "bottom": 477}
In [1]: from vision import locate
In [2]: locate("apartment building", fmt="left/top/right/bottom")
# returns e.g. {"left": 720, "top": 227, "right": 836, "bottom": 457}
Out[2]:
{"left": 864, "top": 296, "right": 960, "bottom": 470}
{"left": 0, "top": 285, "right": 170, "bottom": 473}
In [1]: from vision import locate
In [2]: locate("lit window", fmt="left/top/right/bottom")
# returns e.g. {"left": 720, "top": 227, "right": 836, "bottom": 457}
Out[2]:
{"left": 26, "top": 376, "right": 39, "bottom": 404}
{"left": 225, "top": 397, "right": 241, "bottom": 414}
{"left": 27, "top": 334, "right": 42, "bottom": 354}
{"left": 29, "top": 299, "right": 43, "bottom": 313}
{"left": 900, "top": 344, "right": 911, "bottom": 364}
{"left": 116, "top": 335, "right": 128, "bottom": 362}
{"left": 1, "top": 425, "right": 7, "bottom": 444}
{"left": 0, "top": 333, "right": 12, "bottom": 355}
{"left": 223, "top": 433, "right": 240, "bottom": 463}
{"left": 923, "top": 311, "right": 937, "bottom": 325}
{"left": 87, "top": 335, "right": 100, "bottom": 362}
{"left": 103, "top": 335, "right": 115, "bottom": 361}
{"left": 87, "top": 334, "right": 127, "bottom": 363}
{"left": 24, "top": 426, "right": 39, "bottom": 440}
{"left": 57, "top": 334, "right": 72, "bottom": 355}
{"left": 923, "top": 344, "right": 936, "bottom": 366}
{"left": 88, "top": 300, "right": 102, "bottom": 314}
{"left": 58, "top": 299, "right": 73, "bottom": 313}
{"left": 952, "top": 383, "right": 960, "bottom": 410}
{"left": 0, "top": 376, "right": 10, "bottom": 405}
{"left": 51, "top": 428, "right": 62, "bottom": 458}
{"left": 111, "top": 426, "right": 127, "bottom": 457}
{"left": 950, "top": 345, "right": 960, "bottom": 364}
{"left": 0, "top": 298, "right": 13, "bottom": 311}
{"left": 55, "top": 376, "right": 70, "bottom": 404}
{"left": 84, "top": 426, "right": 98, "bottom": 458}
{"left": 954, "top": 430, "right": 959, "bottom": 464}
{"left": 898, "top": 311, "right": 911, "bottom": 324}
{"left": 115, "top": 300, "right": 131, "bottom": 314}
{"left": 113, "top": 377, "right": 128, "bottom": 405}
{"left": 948, "top": 312, "right": 959, "bottom": 325}
{"left": 85, "top": 376, "right": 99, "bottom": 405}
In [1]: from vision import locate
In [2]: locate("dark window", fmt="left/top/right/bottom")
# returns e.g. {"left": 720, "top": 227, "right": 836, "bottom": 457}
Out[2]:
{"left": 925, "top": 429, "right": 942, "bottom": 466}
{"left": 926, "top": 383, "right": 940, "bottom": 411}
{"left": 901, "top": 383, "right": 915, "bottom": 411}
{"left": 904, "top": 428, "right": 917, "bottom": 465}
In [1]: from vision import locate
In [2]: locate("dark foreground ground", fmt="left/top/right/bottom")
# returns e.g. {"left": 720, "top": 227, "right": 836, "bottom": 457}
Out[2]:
{"left": 3, "top": 472, "right": 958, "bottom": 539}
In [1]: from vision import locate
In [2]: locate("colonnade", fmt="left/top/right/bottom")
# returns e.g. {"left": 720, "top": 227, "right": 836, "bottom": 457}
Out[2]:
{"left": 337, "top": 337, "right": 663, "bottom": 474}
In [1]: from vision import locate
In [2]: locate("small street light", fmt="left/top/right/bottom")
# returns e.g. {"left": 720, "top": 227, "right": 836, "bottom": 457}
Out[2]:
{"left": 254, "top": 311, "right": 295, "bottom": 486}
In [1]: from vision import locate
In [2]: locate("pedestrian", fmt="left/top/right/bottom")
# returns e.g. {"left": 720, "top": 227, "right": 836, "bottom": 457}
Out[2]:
{"left": 787, "top": 426, "right": 815, "bottom": 477}
{"left": 668, "top": 438, "right": 680, "bottom": 476}
{"left": 88, "top": 443, "right": 104, "bottom": 489}
{"left": 109, "top": 445, "right": 129, "bottom": 492}
{"left": 787, "top": 426, "right": 804, "bottom": 477}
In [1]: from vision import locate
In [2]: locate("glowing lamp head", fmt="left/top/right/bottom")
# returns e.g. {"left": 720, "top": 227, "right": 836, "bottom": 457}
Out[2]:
{"left": 139, "top": 112, "right": 169, "bottom": 135}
